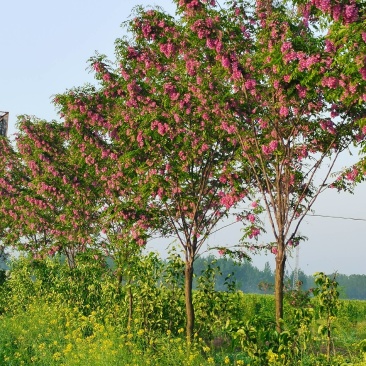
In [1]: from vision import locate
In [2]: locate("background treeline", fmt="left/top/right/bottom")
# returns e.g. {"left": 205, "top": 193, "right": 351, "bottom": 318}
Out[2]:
{"left": 193, "top": 256, "right": 366, "bottom": 300}
{"left": 2, "top": 252, "right": 365, "bottom": 300}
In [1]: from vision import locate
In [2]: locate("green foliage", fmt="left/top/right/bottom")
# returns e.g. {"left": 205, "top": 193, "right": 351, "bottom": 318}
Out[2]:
{"left": 1, "top": 254, "right": 366, "bottom": 365}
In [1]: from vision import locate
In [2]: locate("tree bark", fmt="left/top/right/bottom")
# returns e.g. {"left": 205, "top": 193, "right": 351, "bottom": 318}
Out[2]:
{"left": 65, "top": 247, "right": 76, "bottom": 269}
{"left": 128, "top": 284, "right": 133, "bottom": 330}
{"left": 275, "top": 247, "right": 286, "bottom": 333}
{"left": 184, "top": 260, "right": 195, "bottom": 343}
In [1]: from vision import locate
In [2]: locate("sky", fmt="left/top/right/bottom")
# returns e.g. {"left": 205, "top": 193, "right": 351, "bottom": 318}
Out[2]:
{"left": 1, "top": 0, "right": 365, "bottom": 276}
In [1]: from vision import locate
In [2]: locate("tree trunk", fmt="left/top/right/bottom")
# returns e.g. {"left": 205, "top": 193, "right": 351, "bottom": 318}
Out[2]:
{"left": 275, "top": 248, "right": 286, "bottom": 333}
{"left": 128, "top": 285, "right": 133, "bottom": 330}
{"left": 116, "top": 267, "right": 122, "bottom": 291}
{"left": 65, "top": 247, "right": 76, "bottom": 269}
{"left": 184, "top": 260, "right": 195, "bottom": 343}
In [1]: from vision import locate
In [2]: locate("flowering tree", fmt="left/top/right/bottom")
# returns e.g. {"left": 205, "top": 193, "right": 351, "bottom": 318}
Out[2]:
{"left": 2, "top": 117, "right": 103, "bottom": 267}
{"left": 210, "top": 0, "right": 365, "bottom": 331}
{"left": 52, "top": 0, "right": 364, "bottom": 337}
{"left": 305, "top": 0, "right": 366, "bottom": 187}
{"left": 0, "top": 136, "right": 25, "bottom": 251}
{"left": 0, "top": 132, "right": 53, "bottom": 256}
{"left": 54, "top": 1, "right": 252, "bottom": 340}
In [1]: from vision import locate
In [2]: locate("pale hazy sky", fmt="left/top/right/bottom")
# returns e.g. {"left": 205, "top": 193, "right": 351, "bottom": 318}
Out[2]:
{"left": 1, "top": 0, "right": 365, "bottom": 275}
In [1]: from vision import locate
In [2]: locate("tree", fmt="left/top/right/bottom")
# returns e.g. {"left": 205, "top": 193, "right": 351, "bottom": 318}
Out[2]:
{"left": 171, "top": 0, "right": 365, "bottom": 331}
{"left": 221, "top": 0, "right": 365, "bottom": 331}
{"left": 2, "top": 117, "right": 103, "bottom": 267}
{"left": 54, "top": 1, "right": 254, "bottom": 341}
{"left": 54, "top": 0, "right": 365, "bottom": 336}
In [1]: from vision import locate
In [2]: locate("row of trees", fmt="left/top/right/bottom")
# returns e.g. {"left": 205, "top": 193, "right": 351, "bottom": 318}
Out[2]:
{"left": 1, "top": 0, "right": 365, "bottom": 340}
{"left": 196, "top": 256, "right": 366, "bottom": 300}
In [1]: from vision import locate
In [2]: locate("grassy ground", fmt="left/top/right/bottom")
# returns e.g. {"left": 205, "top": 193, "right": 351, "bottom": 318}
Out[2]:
{"left": 1, "top": 257, "right": 366, "bottom": 365}
{"left": 1, "top": 296, "right": 366, "bottom": 365}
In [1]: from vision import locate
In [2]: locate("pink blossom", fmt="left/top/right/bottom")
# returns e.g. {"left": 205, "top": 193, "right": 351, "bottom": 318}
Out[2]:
{"left": 279, "top": 106, "right": 289, "bottom": 117}
{"left": 219, "top": 55, "right": 231, "bottom": 69}
{"left": 220, "top": 193, "right": 237, "bottom": 209}
{"left": 344, "top": 4, "right": 358, "bottom": 23}
{"left": 249, "top": 227, "right": 260, "bottom": 239}
{"left": 320, "top": 120, "right": 336, "bottom": 135}
{"left": 258, "top": 119, "right": 268, "bottom": 128}
{"left": 137, "top": 131, "right": 144, "bottom": 147}
{"left": 93, "top": 62, "right": 102, "bottom": 73}
{"left": 271, "top": 247, "right": 278, "bottom": 255}
{"left": 345, "top": 167, "right": 358, "bottom": 182}
{"left": 262, "top": 145, "right": 271, "bottom": 155}
{"left": 359, "top": 67, "right": 366, "bottom": 81}
{"left": 201, "top": 143, "right": 209, "bottom": 152}
{"left": 221, "top": 121, "right": 237, "bottom": 134}
{"left": 206, "top": 38, "right": 217, "bottom": 49}
{"left": 218, "top": 249, "right": 226, "bottom": 256}
{"left": 141, "top": 23, "right": 153, "bottom": 39}
{"left": 219, "top": 175, "right": 227, "bottom": 183}
{"left": 325, "top": 39, "right": 336, "bottom": 53}
{"left": 296, "top": 85, "right": 307, "bottom": 98}
{"left": 332, "top": 4, "right": 342, "bottom": 21}
{"left": 245, "top": 79, "right": 256, "bottom": 90}
{"left": 269, "top": 140, "right": 278, "bottom": 151}
{"left": 160, "top": 43, "right": 175, "bottom": 58}
{"left": 318, "top": 0, "right": 331, "bottom": 12}
{"left": 283, "top": 51, "right": 298, "bottom": 63}
{"left": 251, "top": 201, "right": 258, "bottom": 208}
{"left": 281, "top": 42, "right": 292, "bottom": 53}
{"left": 247, "top": 213, "right": 256, "bottom": 223}
{"left": 321, "top": 77, "right": 339, "bottom": 89}
{"left": 157, "top": 123, "right": 169, "bottom": 135}
{"left": 216, "top": 40, "right": 223, "bottom": 53}
{"left": 262, "top": 139, "right": 278, "bottom": 156}
{"left": 164, "top": 83, "right": 180, "bottom": 101}
{"left": 103, "top": 73, "right": 111, "bottom": 82}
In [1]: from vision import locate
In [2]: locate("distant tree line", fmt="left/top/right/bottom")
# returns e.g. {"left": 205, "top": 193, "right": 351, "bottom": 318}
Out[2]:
{"left": 194, "top": 256, "right": 366, "bottom": 300}
{"left": 1, "top": 253, "right": 365, "bottom": 300}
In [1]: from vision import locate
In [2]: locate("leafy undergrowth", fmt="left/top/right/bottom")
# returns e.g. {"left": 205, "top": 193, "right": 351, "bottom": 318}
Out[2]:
{"left": 1, "top": 256, "right": 366, "bottom": 365}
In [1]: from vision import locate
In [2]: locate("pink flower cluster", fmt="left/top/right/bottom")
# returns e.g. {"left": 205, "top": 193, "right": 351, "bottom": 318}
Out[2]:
{"left": 321, "top": 76, "right": 339, "bottom": 89}
{"left": 279, "top": 106, "right": 289, "bottom": 117}
{"left": 262, "top": 140, "right": 278, "bottom": 156}
{"left": 248, "top": 227, "right": 260, "bottom": 239}
{"left": 320, "top": 120, "right": 336, "bottom": 135}
{"left": 151, "top": 120, "right": 170, "bottom": 136}
{"left": 345, "top": 167, "right": 358, "bottom": 182}
{"left": 360, "top": 67, "right": 366, "bottom": 81}
{"left": 218, "top": 191, "right": 241, "bottom": 209}
{"left": 164, "top": 82, "right": 180, "bottom": 101}
{"left": 221, "top": 121, "right": 237, "bottom": 134}
{"left": 298, "top": 54, "right": 320, "bottom": 71}
{"left": 160, "top": 43, "right": 175, "bottom": 58}
{"left": 312, "top": 0, "right": 359, "bottom": 24}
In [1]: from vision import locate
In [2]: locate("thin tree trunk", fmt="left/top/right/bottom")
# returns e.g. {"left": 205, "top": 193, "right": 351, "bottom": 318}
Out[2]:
{"left": 116, "top": 267, "right": 122, "bottom": 291}
{"left": 128, "top": 284, "right": 133, "bottom": 329}
{"left": 185, "top": 260, "right": 194, "bottom": 343}
{"left": 65, "top": 247, "right": 76, "bottom": 269}
{"left": 327, "top": 317, "right": 331, "bottom": 363}
{"left": 275, "top": 247, "right": 286, "bottom": 333}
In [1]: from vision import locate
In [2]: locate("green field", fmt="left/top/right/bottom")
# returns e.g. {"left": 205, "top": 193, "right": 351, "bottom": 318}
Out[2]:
{"left": 1, "top": 255, "right": 366, "bottom": 366}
